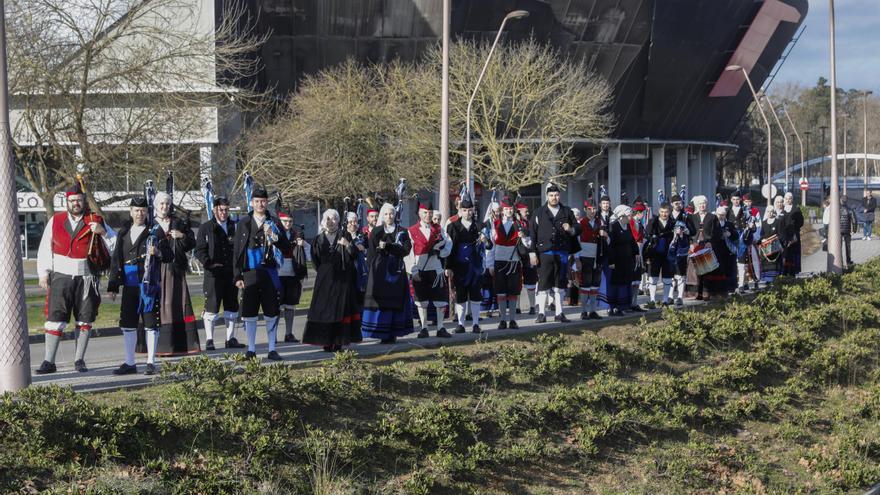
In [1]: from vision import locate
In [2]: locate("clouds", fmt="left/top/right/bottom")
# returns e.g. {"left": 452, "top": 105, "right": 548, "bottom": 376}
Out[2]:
{"left": 773, "top": 0, "right": 879, "bottom": 92}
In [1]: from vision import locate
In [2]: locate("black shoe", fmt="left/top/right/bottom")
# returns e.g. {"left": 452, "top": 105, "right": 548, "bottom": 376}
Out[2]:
{"left": 225, "top": 338, "right": 246, "bottom": 349}
{"left": 554, "top": 314, "right": 569, "bottom": 323}
{"left": 535, "top": 314, "right": 547, "bottom": 323}
{"left": 35, "top": 360, "right": 56, "bottom": 375}
{"left": 516, "top": 308, "right": 522, "bottom": 314}
{"left": 144, "top": 363, "right": 156, "bottom": 375}
{"left": 589, "top": 311, "right": 602, "bottom": 320}
{"left": 695, "top": 294, "right": 704, "bottom": 301}
{"left": 380, "top": 336, "right": 397, "bottom": 344}
{"left": 417, "top": 328, "right": 429, "bottom": 339}
{"left": 581, "top": 311, "right": 589, "bottom": 320}
{"left": 284, "top": 334, "right": 299, "bottom": 343}
{"left": 266, "top": 351, "right": 283, "bottom": 361}
{"left": 508, "top": 320, "right": 519, "bottom": 329}
{"left": 245, "top": 351, "right": 257, "bottom": 359}
{"left": 454, "top": 325, "right": 466, "bottom": 334}
{"left": 74, "top": 359, "right": 88, "bottom": 373}
{"left": 630, "top": 306, "right": 645, "bottom": 313}
{"left": 205, "top": 339, "right": 215, "bottom": 351}
{"left": 528, "top": 307, "right": 536, "bottom": 315}
{"left": 498, "top": 320, "right": 508, "bottom": 330}
{"left": 112, "top": 363, "right": 137, "bottom": 375}
{"left": 436, "top": 328, "right": 452, "bottom": 338}
{"left": 472, "top": 325, "right": 482, "bottom": 334}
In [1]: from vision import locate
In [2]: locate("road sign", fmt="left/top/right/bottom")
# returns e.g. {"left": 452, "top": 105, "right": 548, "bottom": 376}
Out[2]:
{"left": 761, "top": 183, "right": 778, "bottom": 199}
{"left": 799, "top": 178, "right": 809, "bottom": 191}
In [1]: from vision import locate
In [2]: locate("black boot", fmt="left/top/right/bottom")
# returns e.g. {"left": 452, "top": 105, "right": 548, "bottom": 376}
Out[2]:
{"left": 74, "top": 359, "right": 88, "bottom": 373}
{"left": 554, "top": 314, "right": 569, "bottom": 323}
{"left": 417, "top": 328, "right": 429, "bottom": 338}
{"left": 225, "top": 338, "right": 246, "bottom": 349}
{"left": 112, "top": 363, "right": 137, "bottom": 375}
{"left": 204, "top": 339, "right": 215, "bottom": 351}
{"left": 508, "top": 320, "right": 519, "bottom": 329}
{"left": 35, "top": 360, "right": 57, "bottom": 375}
{"left": 454, "top": 324, "right": 467, "bottom": 334}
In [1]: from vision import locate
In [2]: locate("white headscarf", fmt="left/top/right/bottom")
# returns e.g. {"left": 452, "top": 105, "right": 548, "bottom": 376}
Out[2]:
{"left": 321, "top": 209, "right": 340, "bottom": 233}
{"left": 379, "top": 203, "right": 396, "bottom": 226}
{"left": 612, "top": 204, "right": 632, "bottom": 222}
{"left": 692, "top": 195, "right": 708, "bottom": 208}
{"left": 715, "top": 205, "right": 728, "bottom": 217}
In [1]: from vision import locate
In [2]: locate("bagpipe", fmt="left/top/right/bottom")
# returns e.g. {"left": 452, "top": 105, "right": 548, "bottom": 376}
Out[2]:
{"left": 139, "top": 179, "right": 161, "bottom": 314}
{"left": 71, "top": 174, "right": 112, "bottom": 274}
{"left": 243, "top": 171, "right": 283, "bottom": 269}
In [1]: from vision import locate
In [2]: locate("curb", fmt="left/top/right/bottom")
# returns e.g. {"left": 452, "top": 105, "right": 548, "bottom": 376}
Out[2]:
{"left": 27, "top": 310, "right": 309, "bottom": 344}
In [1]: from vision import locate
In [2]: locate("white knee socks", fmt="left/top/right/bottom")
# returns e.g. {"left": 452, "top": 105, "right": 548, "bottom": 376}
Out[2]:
{"left": 553, "top": 288, "right": 564, "bottom": 316}
{"left": 244, "top": 318, "right": 258, "bottom": 352}
{"left": 468, "top": 301, "right": 480, "bottom": 324}
{"left": 146, "top": 328, "right": 159, "bottom": 364}
{"left": 648, "top": 277, "right": 657, "bottom": 302}
{"left": 224, "top": 311, "right": 239, "bottom": 341}
{"left": 122, "top": 328, "right": 137, "bottom": 366}
{"left": 203, "top": 312, "right": 217, "bottom": 343}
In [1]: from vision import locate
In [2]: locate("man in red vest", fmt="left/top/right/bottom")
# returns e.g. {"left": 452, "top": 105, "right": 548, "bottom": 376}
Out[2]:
{"left": 408, "top": 199, "right": 452, "bottom": 338}
{"left": 35, "top": 184, "right": 116, "bottom": 374}
{"left": 489, "top": 197, "right": 530, "bottom": 329}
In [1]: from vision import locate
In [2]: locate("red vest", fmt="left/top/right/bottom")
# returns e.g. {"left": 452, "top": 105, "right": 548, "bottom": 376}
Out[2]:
{"left": 629, "top": 219, "right": 645, "bottom": 243}
{"left": 579, "top": 218, "right": 600, "bottom": 243}
{"left": 493, "top": 219, "right": 519, "bottom": 246}
{"left": 409, "top": 222, "right": 442, "bottom": 255}
{"left": 51, "top": 212, "right": 102, "bottom": 259}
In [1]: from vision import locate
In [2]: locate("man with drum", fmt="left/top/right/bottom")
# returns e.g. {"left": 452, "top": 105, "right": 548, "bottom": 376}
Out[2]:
{"left": 687, "top": 195, "right": 724, "bottom": 301}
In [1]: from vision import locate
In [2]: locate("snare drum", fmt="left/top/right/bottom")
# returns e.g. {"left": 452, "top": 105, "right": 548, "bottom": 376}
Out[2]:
{"left": 689, "top": 246, "right": 719, "bottom": 276}
{"left": 759, "top": 234, "right": 783, "bottom": 259}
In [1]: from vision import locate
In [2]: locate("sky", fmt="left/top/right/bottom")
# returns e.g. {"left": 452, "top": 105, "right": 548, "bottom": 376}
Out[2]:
{"left": 772, "top": 0, "right": 880, "bottom": 93}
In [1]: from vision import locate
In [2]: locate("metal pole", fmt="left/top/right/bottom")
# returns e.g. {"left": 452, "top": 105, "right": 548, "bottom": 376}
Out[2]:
{"left": 842, "top": 113, "right": 847, "bottom": 195}
{"left": 0, "top": 0, "right": 32, "bottom": 392}
{"left": 763, "top": 94, "right": 789, "bottom": 193}
{"left": 865, "top": 91, "right": 874, "bottom": 194}
{"left": 788, "top": 119, "right": 806, "bottom": 205}
{"left": 465, "top": 10, "right": 528, "bottom": 196}
{"left": 439, "top": 0, "right": 450, "bottom": 221}
{"left": 827, "top": 0, "right": 842, "bottom": 274}
{"left": 734, "top": 67, "right": 773, "bottom": 207}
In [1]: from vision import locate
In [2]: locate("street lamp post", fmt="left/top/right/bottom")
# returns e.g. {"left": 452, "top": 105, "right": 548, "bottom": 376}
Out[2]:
{"left": 864, "top": 90, "right": 874, "bottom": 194}
{"left": 439, "top": 0, "right": 450, "bottom": 220}
{"left": 841, "top": 112, "right": 847, "bottom": 195}
{"left": 0, "top": 0, "right": 31, "bottom": 392}
{"left": 763, "top": 94, "right": 789, "bottom": 193}
{"left": 465, "top": 10, "right": 529, "bottom": 196}
{"left": 820, "top": 124, "right": 828, "bottom": 181}
{"left": 827, "top": 0, "right": 842, "bottom": 274}
{"left": 726, "top": 65, "right": 772, "bottom": 206}
{"left": 783, "top": 102, "right": 807, "bottom": 206}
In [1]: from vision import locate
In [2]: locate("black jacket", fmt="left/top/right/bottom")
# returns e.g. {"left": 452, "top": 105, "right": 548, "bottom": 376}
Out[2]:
{"left": 195, "top": 218, "right": 237, "bottom": 276}
{"left": 528, "top": 203, "right": 581, "bottom": 254}
{"left": 233, "top": 212, "right": 291, "bottom": 283}
{"left": 106, "top": 221, "right": 172, "bottom": 293}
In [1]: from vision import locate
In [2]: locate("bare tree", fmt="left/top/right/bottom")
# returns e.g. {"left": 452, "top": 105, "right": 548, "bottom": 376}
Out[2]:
{"left": 437, "top": 39, "right": 614, "bottom": 193}
{"left": 6, "top": 0, "right": 267, "bottom": 213}
{"left": 244, "top": 39, "right": 614, "bottom": 202}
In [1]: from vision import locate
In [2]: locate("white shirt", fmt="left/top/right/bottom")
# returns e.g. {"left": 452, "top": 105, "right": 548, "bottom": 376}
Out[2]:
{"left": 129, "top": 224, "right": 147, "bottom": 244}
{"left": 37, "top": 212, "right": 117, "bottom": 278}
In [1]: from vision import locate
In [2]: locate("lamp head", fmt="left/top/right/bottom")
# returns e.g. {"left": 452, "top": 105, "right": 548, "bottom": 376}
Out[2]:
{"left": 725, "top": 65, "right": 743, "bottom": 72}
{"left": 505, "top": 10, "right": 529, "bottom": 20}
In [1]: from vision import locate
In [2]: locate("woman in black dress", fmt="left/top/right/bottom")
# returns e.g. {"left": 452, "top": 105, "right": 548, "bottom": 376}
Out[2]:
{"left": 361, "top": 203, "right": 414, "bottom": 344}
{"left": 760, "top": 199, "right": 788, "bottom": 284}
{"left": 607, "top": 205, "right": 640, "bottom": 316}
{"left": 302, "top": 209, "right": 363, "bottom": 352}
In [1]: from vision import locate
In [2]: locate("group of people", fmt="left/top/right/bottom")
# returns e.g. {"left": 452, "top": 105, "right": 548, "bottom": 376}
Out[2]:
{"left": 33, "top": 180, "right": 808, "bottom": 376}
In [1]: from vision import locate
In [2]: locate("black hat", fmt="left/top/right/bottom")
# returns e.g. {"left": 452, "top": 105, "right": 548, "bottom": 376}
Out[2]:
{"left": 459, "top": 196, "right": 474, "bottom": 209}
{"left": 731, "top": 189, "right": 742, "bottom": 198}
{"left": 546, "top": 183, "right": 560, "bottom": 193}
{"left": 130, "top": 196, "right": 147, "bottom": 208}
{"left": 670, "top": 194, "right": 682, "bottom": 203}
{"left": 214, "top": 196, "right": 229, "bottom": 206}
{"left": 252, "top": 186, "right": 268, "bottom": 199}
{"left": 417, "top": 194, "right": 433, "bottom": 211}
